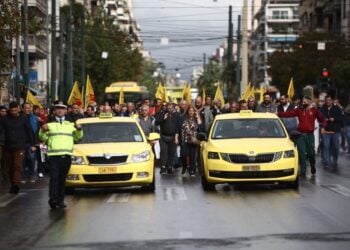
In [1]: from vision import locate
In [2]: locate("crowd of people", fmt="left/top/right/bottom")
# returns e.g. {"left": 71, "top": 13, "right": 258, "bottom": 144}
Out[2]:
{"left": 0, "top": 92, "right": 349, "bottom": 204}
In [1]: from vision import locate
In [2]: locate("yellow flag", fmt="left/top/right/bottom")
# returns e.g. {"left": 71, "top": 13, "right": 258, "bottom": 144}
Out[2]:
{"left": 241, "top": 83, "right": 251, "bottom": 100}
{"left": 182, "top": 82, "right": 191, "bottom": 103}
{"left": 155, "top": 83, "right": 168, "bottom": 102}
{"left": 259, "top": 85, "right": 266, "bottom": 103}
{"left": 287, "top": 77, "right": 295, "bottom": 98}
{"left": 214, "top": 82, "right": 225, "bottom": 105}
{"left": 119, "top": 87, "right": 124, "bottom": 104}
{"left": 163, "top": 85, "right": 169, "bottom": 102}
{"left": 84, "top": 75, "right": 95, "bottom": 108}
{"left": 67, "top": 81, "right": 83, "bottom": 108}
{"left": 202, "top": 88, "right": 206, "bottom": 101}
{"left": 26, "top": 90, "right": 43, "bottom": 109}
{"left": 155, "top": 82, "right": 163, "bottom": 100}
{"left": 181, "top": 82, "right": 188, "bottom": 100}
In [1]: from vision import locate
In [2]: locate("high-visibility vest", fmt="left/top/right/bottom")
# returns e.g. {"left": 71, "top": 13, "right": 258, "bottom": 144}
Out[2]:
{"left": 39, "top": 120, "right": 83, "bottom": 156}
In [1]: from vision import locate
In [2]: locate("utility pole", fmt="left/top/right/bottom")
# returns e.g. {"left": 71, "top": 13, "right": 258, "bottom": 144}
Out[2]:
{"left": 59, "top": 15, "right": 66, "bottom": 101}
{"left": 236, "top": 15, "right": 242, "bottom": 97}
{"left": 241, "top": 0, "right": 249, "bottom": 94}
{"left": 23, "top": 0, "right": 29, "bottom": 99}
{"left": 203, "top": 53, "right": 206, "bottom": 74}
{"left": 81, "top": 5, "right": 86, "bottom": 92}
{"left": 45, "top": 0, "right": 50, "bottom": 106}
{"left": 66, "top": 0, "right": 73, "bottom": 99}
{"left": 51, "top": 0, "right": 57, "bottom": 103}
{"left": 227, "top": 5, "right": 233, "bottom": 64}
{"left": 227, "top": 5, "right": 233, "bottom": 97}
{"left": 15, "top": 0, "right": 21, "bottom": 103}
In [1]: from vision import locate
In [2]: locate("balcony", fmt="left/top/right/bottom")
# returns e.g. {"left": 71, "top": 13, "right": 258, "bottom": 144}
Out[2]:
{"left": 21, "top": 34, "right": 47, "bottom": 59}
{"left": 266, "top": 15, "right": 299, "bottom": 22}
{"left": 28, "top": 0, "right": 47, "bottom": 15}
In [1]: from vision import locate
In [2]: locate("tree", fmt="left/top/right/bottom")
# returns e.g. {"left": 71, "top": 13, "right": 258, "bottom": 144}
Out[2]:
{"left": 0, "top": 0, "right": 20, "bottom": 71}
{"left": 60, "top": 2, "right": 143, "bottom": 102}
{"left": 198, "top": 59, "right": 223, "bottom": 97}
{"left": 268, "top": 32, "right": 350, "bottom": 96}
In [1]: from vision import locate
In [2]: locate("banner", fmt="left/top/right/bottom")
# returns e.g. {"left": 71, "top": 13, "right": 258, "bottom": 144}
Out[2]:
{"left": 214, "top": 82, "right": 225, "bottom": 105}
{"left": 84, "top": 75, "right": 95, "bottom": 108}
{"left": 287, "top": 77, "right": 295, "bottom": 98}
{"left": 26, "top": 90, "right": 43, "bottom": 109}
{"left": 67, "top": 81, "right": 83, "bottom": 108}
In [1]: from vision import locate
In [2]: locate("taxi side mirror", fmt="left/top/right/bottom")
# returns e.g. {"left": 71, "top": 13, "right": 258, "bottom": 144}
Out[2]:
{"left": 197, "top": 132, "right": 207, "bottom": 141}
{"left": 148, "top": 132, "right": 160, "bottom": 141}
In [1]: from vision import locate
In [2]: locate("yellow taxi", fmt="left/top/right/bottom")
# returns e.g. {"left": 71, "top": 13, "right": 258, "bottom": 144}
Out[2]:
{"left": 199, "top": 110, "right": 299, "bottom": 191}
{"left": 65, "top": 113, "right": 159, "bottom": 193}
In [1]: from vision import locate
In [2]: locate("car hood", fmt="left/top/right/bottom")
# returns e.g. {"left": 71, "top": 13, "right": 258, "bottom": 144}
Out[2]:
{"left": 206, "top": 138, "right": 294, "bottom": 154}
{"left": 73, "top": 142, "right": 150, "bottom": 156}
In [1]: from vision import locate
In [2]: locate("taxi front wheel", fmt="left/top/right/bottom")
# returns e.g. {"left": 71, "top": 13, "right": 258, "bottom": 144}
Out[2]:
{"left": 141, "top": 172, "right": 155, "bottom": 192}
{"left": 283, "top": 176, "right": 299, "bottom": 190}
{"left": 65, "top": 187, "right": 76, "bottom": 194}
{"left": 201, "top": 176, "right": 216, "bottom": 191}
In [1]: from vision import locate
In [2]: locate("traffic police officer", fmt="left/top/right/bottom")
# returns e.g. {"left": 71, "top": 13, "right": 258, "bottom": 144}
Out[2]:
{"left": 39, "top": 101, "right": 83, "bottom": 209}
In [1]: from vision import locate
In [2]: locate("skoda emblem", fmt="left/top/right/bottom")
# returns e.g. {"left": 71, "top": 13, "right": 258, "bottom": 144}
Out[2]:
{"left": 249, "top": 151, "right": 254, "bottom": 155}
{"left": 104, "top": 154, "right": 111, "bottom": 159}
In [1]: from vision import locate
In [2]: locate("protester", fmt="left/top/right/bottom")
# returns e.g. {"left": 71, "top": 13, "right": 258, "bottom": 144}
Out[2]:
{"left": 155, "top": 102, "right": 180, "bottom": 174}
{"left": 176, "top": 106, "right": 203, "bottom": 176}
{"left": 21, "top": 102, "right": 39, "bottom": 183}
{"left": 278, "top": 96, "right": 326, "bottom": 176}
{"left": 0, "top": 101, "right": 35, "bottom": 194}
{"left": 256, "top": 92, "right": 277, "bottom": 113}
{"left": 319, "top": 95, "right": 344, "bottom": 170}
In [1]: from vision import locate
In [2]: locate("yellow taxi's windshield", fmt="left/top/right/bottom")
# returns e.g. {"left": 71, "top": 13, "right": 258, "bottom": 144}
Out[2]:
{"left": 78, "top": 122, "right": 144, "bottom": 143}
{"left": 211, "top": 118, "right": 287, "bottom": 139}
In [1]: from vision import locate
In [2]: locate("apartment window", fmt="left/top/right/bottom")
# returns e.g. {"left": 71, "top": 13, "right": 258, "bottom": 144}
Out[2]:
{"left": 272, "top": 10, "right": 289, "bottom": 19}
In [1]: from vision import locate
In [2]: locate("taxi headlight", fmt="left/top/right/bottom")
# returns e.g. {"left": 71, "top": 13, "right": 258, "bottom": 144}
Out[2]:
{"left": 71, "top": 156, "right": 85, "bottom": 165}
{"left": 283, "top": 150, "right": 295, "bottom": 158}
{"left": 131, "top": 150, "right": 150, "bottom": 163}
{"left": 273, "top": 152, "right": 282, "bottom": 162}
{"left": 220, "top": 153, "right": 231, "bottom": 162}
{"left": 208, "top": 152, "right": 220, "bottom": 159}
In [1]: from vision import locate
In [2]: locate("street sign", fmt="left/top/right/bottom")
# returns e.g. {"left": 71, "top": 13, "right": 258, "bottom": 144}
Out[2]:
{"left": 317, "top": 42, "right": 326, "bottom": 50}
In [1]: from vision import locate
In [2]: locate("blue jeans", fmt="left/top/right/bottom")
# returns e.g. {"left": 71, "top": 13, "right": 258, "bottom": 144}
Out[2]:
{"left": 22, "top": 144, "right": 36, "bottom": 179}
{"left": 345, "top": 126, "right": 350, "bottom": 152}
{"left": 321, "top": 133, "right": 340, "bottom": 166}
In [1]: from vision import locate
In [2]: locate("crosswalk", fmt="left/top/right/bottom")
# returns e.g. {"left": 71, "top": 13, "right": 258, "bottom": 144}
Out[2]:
{"left": 1, "top": 182, "right": 350, "bottom": 208}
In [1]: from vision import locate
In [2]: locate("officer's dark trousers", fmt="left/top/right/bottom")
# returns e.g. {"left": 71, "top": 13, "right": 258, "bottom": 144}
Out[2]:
{"left": 48, "top": 155, "right": 71, "bottom": 204}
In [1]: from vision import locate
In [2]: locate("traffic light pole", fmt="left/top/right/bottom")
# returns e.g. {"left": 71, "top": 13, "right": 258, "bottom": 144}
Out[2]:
{"left": 51, "top": 0, "right": 57, "bottom": 104}
{"left": 23, "top": 0, "right": 29, "bottom": 99}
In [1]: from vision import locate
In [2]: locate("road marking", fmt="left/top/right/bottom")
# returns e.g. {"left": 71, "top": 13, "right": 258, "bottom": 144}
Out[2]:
{"left": 276, "top": 190, "right": 301, "bottom": 198}
{"left": 321, "top": 184, "right": 350, "bottom": 197}
{"left": 179, "top": 231, "right": 193, "bottom": 239}
{"left": 163, "top": 187, "right": 187, "bottom": 201}
{"left": 0, "top": 193, "right": 25, "bottom": 207}
{"left": 106, "top": 193, "right": 130, "bottom": 203}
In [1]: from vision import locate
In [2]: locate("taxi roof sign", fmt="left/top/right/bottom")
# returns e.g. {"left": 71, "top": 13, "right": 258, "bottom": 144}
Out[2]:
{"left": 99, "top": 112, "right": 113, "bottom": 118}
{"left": 239, "top": 110, "right": 253, "bottom": 116}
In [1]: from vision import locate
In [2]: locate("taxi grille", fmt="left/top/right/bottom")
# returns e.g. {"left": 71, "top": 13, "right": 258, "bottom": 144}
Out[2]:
{"left": 228, "top": 153, "right": 275, "bottom": 163}
{"left": 87, "top": 156, "right": 128, "bottom": 165}
{"left": 83, "top": 173, "right": 133, "bottom": 182}
{"left": 209, "top": 169, "right": 294, "bottom": 179}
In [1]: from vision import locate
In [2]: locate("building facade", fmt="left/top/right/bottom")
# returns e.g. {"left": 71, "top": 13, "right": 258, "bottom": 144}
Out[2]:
{"left": 249, "top": 0, "right": 300, "bottom": 86}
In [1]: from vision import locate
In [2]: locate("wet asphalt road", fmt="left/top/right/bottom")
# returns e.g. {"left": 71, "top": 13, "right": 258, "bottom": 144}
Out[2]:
{"left": 0, "top": 152, "right": 350, "bottom": 250}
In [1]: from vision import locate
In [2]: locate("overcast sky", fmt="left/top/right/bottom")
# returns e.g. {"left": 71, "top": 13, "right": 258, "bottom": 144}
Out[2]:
{"left": 133, "top": 0, "right": 244, "bottom": 81}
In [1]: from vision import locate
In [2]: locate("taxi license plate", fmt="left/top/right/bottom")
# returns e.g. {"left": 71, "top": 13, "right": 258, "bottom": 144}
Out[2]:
{"left": 98, "top": 167, "right": 117, "bottom": 174}
{"left": 242, "top": 165, "right": 260, "bottom": 171}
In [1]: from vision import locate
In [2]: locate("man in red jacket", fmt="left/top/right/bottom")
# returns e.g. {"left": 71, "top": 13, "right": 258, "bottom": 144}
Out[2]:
{"left": 278, "top": 96, "right": 326, "bottom": 177}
